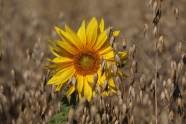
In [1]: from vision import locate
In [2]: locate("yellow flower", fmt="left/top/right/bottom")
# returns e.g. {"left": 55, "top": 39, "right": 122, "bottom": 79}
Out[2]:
{"left": 46, "top": 17, "right": 127, "bottom": 101}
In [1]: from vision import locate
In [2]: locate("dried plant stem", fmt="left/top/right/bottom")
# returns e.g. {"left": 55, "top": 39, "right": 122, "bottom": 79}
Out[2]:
{"left": 155, "top": 53, "right": 158, "bottom": 124}
{"left": 130, "top": 38, "right": 155, "bottom": 69}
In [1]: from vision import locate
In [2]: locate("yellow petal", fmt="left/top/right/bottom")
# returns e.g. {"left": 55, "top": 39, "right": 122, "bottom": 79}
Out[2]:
{"left": 66, "top": 85, "right": 75, "bottom": 96}
{"left": 55, "top": 84, "right": 63, "bottom": 91}
{"left": 93, "top": 30, "right": 107, "bottom": 51}
{"left": 83, "top": 78, "right": 92, "bottom": 101}
{"left": 113, "top": 30, "right": 120, "bottom": 36}
{"left": 65, "top": 25, "right": 83, "bottom": 49}
{"left": 99, "top": 18, "right": 104, "bottom": 33}
{"left": 86, "top": 75, "right": 94, "bottom": 84}
{"left": 76, "top": 75, "right": 84, "bottom": 93}
{"left": 108, "top": 78, "right": 116, "bottom": 87}
{"left": 54, "top": 26, "right": 69, "bottom": 42}
{"left": 55, "top": 40, "right": 77, "bottom": 55}
{"left": 99, "top": 47, "right": 114, "bottom": 60}
{"left": 86, "top": 17, "right": 98, "bottom": 48}
{"left": 77, "top": 20, "right": 86, "bottom": 47}
{"left": 49, "top": 57, "right": 73, "bottom": 63}
{"left": 47, "top": 66, "right": 75, "bottom": 85}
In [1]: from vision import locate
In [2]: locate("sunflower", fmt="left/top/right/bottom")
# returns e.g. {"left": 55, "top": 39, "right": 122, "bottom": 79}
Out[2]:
{"left": 46, "top": 17, "right": 127, "bottom": 101}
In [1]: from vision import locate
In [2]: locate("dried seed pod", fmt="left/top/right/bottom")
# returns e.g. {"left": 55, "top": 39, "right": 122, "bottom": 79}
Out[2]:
{"left": 113, "top": 42, "right": 118, "bottom": 53}
{"left": 118, "top": 98, "right": 123, "bottom": 106}
{"left": 102, "top": 80, "right": 108, "bottom": 91}
{"left": 174, "top": 8, "right": 179, "bottom": 21}
{"left": 171, "top": 60, "right": 177, "bottom": 70}
{"left": 153, "top": 26, "right": 158, "bottom": 37}
{"left": 163, "top": 80, "right": 166, "bottom": 87}
{"left": 140, "top": 76, "right": 146, "bottom": 91}
{"left": 81, "top": 114, "right": 86, "bottom": 124}
{"left": 129, "top": 115, "right": 134, "bottom": 124}
{"left": 86, "top": 114, "right": 90, "bottom": 123}
{"left": 72, "top": 76, "right": 77, "bottom": 87}
{"left": 178, "top": 42, "right": 182, "bottom": 53}
{"left": 169, "top": 110, "right": 174, "bottom": 122}
{"left": 92, "top": 73, "right": 98, "bottom": 89}
{"left": 129, "top": 85, "right": 135, "bottom": 101}
{"left": 114, "top": 105, "right": 119, "bottom": 119}
{"left": 150, "top": 79, "right": 155, "bottom": 92}
{"left": 115, "top": 53, "right": 121, "bottom": 65}
{"left": 164, "top": 88, "right": 170, "bottom": 101}
{"left": 96, "top": 86, "right": 101, "bottom": 95}
{"left": 152, "top": 0, "right": 157, "bottom": 14}
{"left": 112, "top": 116, "right": 117, "bottom": 123}
{"left": 101, "top": 59, "right": 106, "bottom": 76}
{"left": 102, "top": 111, "right": 107, "bottom": 124}
{"left": 112, "top": 64, "right": 118, "bottom": 77}
{"left": 110, "top": 35, "right": 115, "bottom": 47}
{"left": 114, "top": 120, "right": 119, "bottom": 124}
{"left": 170, "top": 67, "right": 176, "bottom": 80}
{"left": 132, "top": 44, "right": 136, "bottom": 53}
{"left": 129, "top": 46, "right": 133, "bottom": 58}
{"left": 144, "top": 23, "right": 149, "bottom": 38}
{"left": 140, "top": 90, "right": 143, "bottom": 103}
{"left": 149, "top": 0, "right": 153, "bottom": 8}
{"left": 156, "top": 37, "right": 164, "bottom": 54}
{"left": 95, "top": 114, "right": 101, "bottom": 124}
{"left": 177, "top": 97, "right": 183, "bottom": 108}
{"left": 130, "top": 68, "right": 134, "bottom": 78}
{"left": 132, "top": 60, "right": 137, "bottom": 73}
{"left": 121, "top": 103, "right": 127, "bottom": 115}
{"left": 121, "top": 37, "right": 127, "bottom": 49}
{"left": 115, "top": 76, "right": 122, "bottom": 90}
{"left": 160, "top": 91, "right": 166, "bottom": 103}
{"left": 177, "top": 62, "right": 183, "bottom": 74}
{"left": 68, "top": 107, "right": 74, "bottom": 124}
{"left": 107, "top": 26, "right": 112, "bottom": 37}
{"left": 90, "top": 105, "right": 97, "bottom": 120}
{"left": 181, "top": 53, "right": 186, "bottom": 64}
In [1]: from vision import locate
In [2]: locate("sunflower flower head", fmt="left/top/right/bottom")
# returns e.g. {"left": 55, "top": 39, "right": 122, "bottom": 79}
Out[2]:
{"left": 46, "top": 17, "right": 127, "bottom": 101}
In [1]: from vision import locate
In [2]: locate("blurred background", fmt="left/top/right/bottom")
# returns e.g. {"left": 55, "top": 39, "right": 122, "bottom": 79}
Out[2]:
{"left": 0, "top": 0, "right": 186, "bottom": 123}
{"left": 1, "top": 0, "right": 186, "bottom": 78}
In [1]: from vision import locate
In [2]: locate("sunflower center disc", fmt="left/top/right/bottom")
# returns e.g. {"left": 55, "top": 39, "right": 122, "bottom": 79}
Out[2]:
{"left": 79, "top": 55, "right": 94, "bottom": 68}
{"left": 74, "top": 49, "right": 100, "bottom": 76}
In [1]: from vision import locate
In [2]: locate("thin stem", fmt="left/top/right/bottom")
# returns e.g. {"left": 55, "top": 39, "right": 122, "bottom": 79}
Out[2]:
{"left": 158, "top": 53, "right": 175, "bottom": 70}
{"left": 130, "top": 38, "right": 156, "bottom": 69}
{"left": 155, "top": 53, "right": 158, "bottom": 124}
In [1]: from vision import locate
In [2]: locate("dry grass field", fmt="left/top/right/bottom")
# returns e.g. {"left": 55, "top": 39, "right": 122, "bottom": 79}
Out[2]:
{"left": 0, "top": 0, "right": 186, "bottom": 124}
